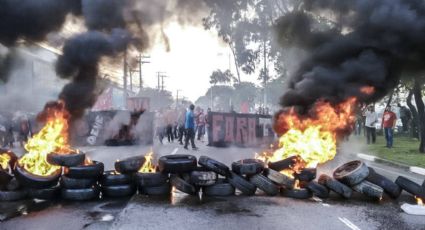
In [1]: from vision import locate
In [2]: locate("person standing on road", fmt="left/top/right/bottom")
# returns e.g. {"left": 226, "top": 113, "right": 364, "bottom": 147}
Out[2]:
{"left": 382, "top": 105, "right": 397, "bottom": 148}
{"left": 364, "top": 105, "right": 378, "bottom": 144}
{"left": 197, "top": 109, "right": 206, "bottom": 141}
{"left": 184, "top": 104, "right": 197, "bottom": 150}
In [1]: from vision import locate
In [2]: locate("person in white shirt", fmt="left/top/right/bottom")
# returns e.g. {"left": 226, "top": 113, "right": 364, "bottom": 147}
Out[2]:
{"left": 364, "top": 105, "right": 378, "bottom": 144}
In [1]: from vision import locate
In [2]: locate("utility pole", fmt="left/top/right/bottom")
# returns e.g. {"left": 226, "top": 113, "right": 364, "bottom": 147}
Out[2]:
{"left": 137, "top": 54, "right": 150, "bottom": 90}
{"left": 156, "top": 71, "right": 166, "bottom": 91}
{"left": 176, "top": 89, "right": 182, "bottom": 109}
{"left": 123, "top": 47, "right": 128, "bottom": 108}
{"left": 160, "top": 74, "right": 168, "bottom": 91}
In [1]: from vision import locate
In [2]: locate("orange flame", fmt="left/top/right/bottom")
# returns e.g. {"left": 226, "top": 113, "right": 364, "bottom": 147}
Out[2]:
{"left": 139, "top": 151, "right": 156, "bottom": 173}
{"left": 416, "top": 197, "right": 424, "bottom": 206}
{"left": 0, "top": 153, "right": 11, "bottom": 170}
{"left": 360, "top": 86, "right": 375, "bottom": 95}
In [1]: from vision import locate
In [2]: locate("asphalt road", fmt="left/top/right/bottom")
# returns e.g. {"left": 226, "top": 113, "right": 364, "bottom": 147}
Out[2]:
{"left": 1, "top": 138, "right": 425, "bottom": 230}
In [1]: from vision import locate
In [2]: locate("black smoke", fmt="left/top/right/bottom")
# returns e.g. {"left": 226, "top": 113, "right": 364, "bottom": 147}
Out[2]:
{"left": 275, "top": 0, "right": 425, "bottom": 111}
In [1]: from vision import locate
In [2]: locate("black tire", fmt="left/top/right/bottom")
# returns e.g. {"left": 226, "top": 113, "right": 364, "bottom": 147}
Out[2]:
{"left": 264, "top": 168, "right": 294, "bottom": 189}
{"left": 281, "top": 188, "right": 312, "bottom": 199}
{"left": 366, "top": 167, "right": 401, "bottom": 199}
{"left": 0, "top": 170, "right": 13, "bottom": 187}
{"left": 0, "top": 189, "right": 28, "bottom": 201}
{"left": 158, "top": 155, "right": 197, "bottom": 173}
{"left": 352, "top": 180, "right": 384, "bottom": 200}
{"left": 102, "top": 184, "right": 136, "bottom": 198}
{"left": 295, "top": 168, "right": 316, "bottom": 182}
{"left": 307, "top": 181, "right": 329, "bottom": 199}
{"left": 190, "top": 171, "right": 217, "bottom": 186}
{"left": 227, "top": 172, "right": 256, "bottom": 196}
{"left": 135, "top": 172, "right": 168, "bottom": 187}
{"left": 101, "top": 171, "right": 133, "bottom": 186}
{"left": 139, "top": 183, "right": 171, "bottom": 196}
{"left": 61, "top": 175, "right": 96, "bottom": 189}
{"left": 318, "top": 174, "right": 352, "bottom": 199}
{"left": 231, "top": 159, "right": 265, "bottom": 176}
{"left": 203, "top": 182, "right": 235, "bottom": 196}
{"left": 333, "top": 160, "right": 369, "bottom": 186}
{"left": 46, "top": 152, "right": 85, "bottom": 167}
{"left": 170, "top": 174, "right": 198, "bottom": 195}
{"left": 268, "top": 156, "right": 299, "bottom": 172}
{"left": 28, "top": 185, "right": 60, "bottom": 200}
{"left": 5, "top": 177, "right": 21, "bottom": 191}
{"left": 395, "top": 176, "right": 425, "bottom": 199}
{"left": 249, "top": 174, "right": 279, "bottom": 196}
{"left": 114, "top": 156, "right": 146, "bottom": 174}
{"left": 61, "top": 186, "right": 100, "bottom": 201}
{"left": 65, "top": 161, "right": 104, "bottom": 179}
{"left": 14, "top": 164, "right": 61, "bottom": 189}
{"left": 198, "top": 156, "right": 230, "bottom": 176}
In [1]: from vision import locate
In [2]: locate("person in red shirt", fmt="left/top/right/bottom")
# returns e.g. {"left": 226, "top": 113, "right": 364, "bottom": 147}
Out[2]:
{"left": 381, "top": 105, "right": 397, "bottom": 148}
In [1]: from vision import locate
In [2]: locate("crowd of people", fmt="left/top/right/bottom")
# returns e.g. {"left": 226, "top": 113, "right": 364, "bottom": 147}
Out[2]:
{"left": 0, "top": 114, "right": 35, "bottom": 148}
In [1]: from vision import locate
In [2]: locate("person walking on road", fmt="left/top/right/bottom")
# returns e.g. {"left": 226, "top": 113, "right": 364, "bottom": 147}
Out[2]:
{"left": 364, "top": 105, "right": 378, "bottom": 144}
{"left": 184, "top": 104, "right": 197, "bottom": 150}
{"left": 382, "top": 105, "right": 397, "bottom": 148}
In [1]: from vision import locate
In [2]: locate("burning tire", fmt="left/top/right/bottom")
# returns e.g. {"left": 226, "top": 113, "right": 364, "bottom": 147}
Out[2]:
{"left": 395, "top": 176, "right": 425, "bottom": 199}
{"left": 46, "top": 152, "right": 85, "bottom": 167}
{"left": 231, "top": 159, "right": 265, "bottom": 176}
{"left": 268, "top": 156, "right": 299, "bottom": 172}
{"left": 158, "top": 155, "right": 197, "bottom": 173}
{"left": 203, "top": 180, "right": 235, "bottom": 197}
{"left": 249, "top": 174, "right": 279, "bottom": 196}
{"left": 114, "top": 156, "right": 146, "bottom": 174}
{"left": 307, "top": 181, "right": 329, "bottom": 199}
{"left": 0, "top": 149, "right": 18, "bottom": 170}
{"left": 318, "top": 174, "right": 352, "bottom": 199}
{"left": 0, "top": 189, "right": 28, "bottom": 201}
{"left": 352, "top": 180, "right": 384, "bottom": 200}
{"left": 333, "top": 160, "right": 369, "bottom": 186}
{"left": 198, "top": 156, "right": 230, "bottom": 176}
{"left": 227, "top": 172, "right": 256, "bottom": 196}
{"left": 170, "top": 174, "right": 198, "bottom": 195}
{"left": 6, "top": 177, "right": 21, "bottom": 191}
{"left": 264, "top": 168, "right": 294, "bottom": 189}
{"left": 101, "top": 171, "right": 133, "bottom": 186}
{"left": 190, "top": 170, "right": 217, "bottom": 186}
{"left": 135, "top": 172, "right": 168, "bottom": 187}
{"left": 366, "top": 167, "right": 401, "bottom": 198}
{"left": 0, "top": 170, "right": 13, "bottom": 187}
{"left": 28, "top": 185, "right": 61, "bottom": 200}
{"left": 139, "top": 183, "right": 171, "bottom": 196}
{"left": 65, "top": 161, "right": 104, "bottom": 179}
{"left": 295, "top": 168, "right": 317, "bottom": 182}
{"left": 102, "top": 184, "right": 136, "bottom": 198}
{"left": 61, "top": 175, "right": 97, "bottom": 189}
{"left": 281, "top": 188, "right": 312, "bottom": 199}
{"left": 14, "top": 164, "right": 61, "bottom": 189}
{"left": 61, "top": 186, "right": 100, "bottom": 201}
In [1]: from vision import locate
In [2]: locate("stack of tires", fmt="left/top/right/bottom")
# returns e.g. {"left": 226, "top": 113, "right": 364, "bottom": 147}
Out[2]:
{"left": 48, "top": 153, "right": 105, "bottom": 201}
{"left": 0, "top": 150, "right": 28, "bottom": 201}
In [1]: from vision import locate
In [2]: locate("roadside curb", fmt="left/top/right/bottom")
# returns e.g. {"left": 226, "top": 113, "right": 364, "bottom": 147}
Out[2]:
{"left": 357, "top": 153, "right": 425, "bottom": 176}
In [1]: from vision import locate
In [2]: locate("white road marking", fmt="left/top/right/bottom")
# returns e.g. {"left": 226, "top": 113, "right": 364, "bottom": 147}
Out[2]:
{"left": 312, "top": 196, "right": 331, "bottom": 207}
{"left": 410, "top": 166, "right": 425, "bottom": 176}
{"left": 171, "top": 148, "right": 179, "bottom": 155}
{"left": 338, "top": 217, "right": 361, "bottom": 230}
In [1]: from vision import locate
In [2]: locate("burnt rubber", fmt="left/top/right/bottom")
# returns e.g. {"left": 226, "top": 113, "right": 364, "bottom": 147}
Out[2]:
{"left": 366, "top": 167, "right": 401, "bottom": 198}
{"left": 268, "top": 156, "right": 300, "bottom": 172}
{"left": 0, "top": 170, "right": 13, "bottom": 187}
{"left": 264, "top": 168, "right": 294, "bottom": 189}
{"left": 307, "top": 181, "right": 329, "bottom": 199}
{"left": 6, "top": 177, "right": 21, "bottom": 191}
{"left": 227, "top": 172, "right": 256, "bottom": 196}
{"left": 190, "top": 170, "right": 217, "bottom": 186}
{"left": 65, "top": 161, "right": 104, "bottom": 179}
{"left": 158, "top": 155, "right": 197, "bottom": 173}
{"left": 231, "top": 159, "right": 265, "bottom": 176}
{"left": 139, "top": 183, "right": 171, "bottom": 196}
{"left": 46, "top": 152, "right": 85, "bottom": 167}
{"left": 198, "top": 156, "right": 230, "bottom": 176}
{"left": 395, "top": 176, "right": 425, "bottom": 199}
{"left": 203, "top": 181, "right": 235, "bottom": 197}
{"left": 249, "top": 174, "right": 279, "bottom": 196}
{"left": 170, "top": 174, "right": 198, "bottom": 195}
{"left": 0, "top": 189, "right": 28, "bottom": 201}
{"left": 318, "top": 174, "right": 352, "bottom": 199}
{"left": 352, "top": 180, "right": 384, "bottom": 200}
{"left": 101, "top": 171, "right": 133, "bottom": 186}
{"left": 14, "top": 164, "right": 61, "bottom": 189}
{"left": 114, "top": 156, "right": 146, "bottom": 174}
{"left": 281, "top": 188, "right": 312, "bottom": 199}
{"left": 135, "top": 172, "right": 168, "bottom": 187}
{"left": 333, "top": 160, "right": 369, "bottom": 186}
{"left": 28, "top": 185, "right": 60, "bottom": 200}
{"left": 61, "top": 175, "right": 96, "bottom": 189}
{"left": 102, "top": 184, "right": 136, "bottom": 197}
{"left": 295, "top": 168, "right": 316, "bottom": 182}
{"left": 61, "top": 186, "right": 100, "bottom": 201}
